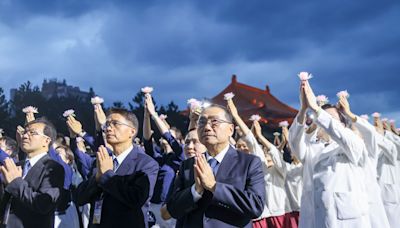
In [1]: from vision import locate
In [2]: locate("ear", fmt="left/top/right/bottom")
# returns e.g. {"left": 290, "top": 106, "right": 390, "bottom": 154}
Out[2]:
{"left": 130, "top": 128, "right": 137, "bottom": 138}
{"left": 228, "top": 123, "right": 235, "bottom": 137}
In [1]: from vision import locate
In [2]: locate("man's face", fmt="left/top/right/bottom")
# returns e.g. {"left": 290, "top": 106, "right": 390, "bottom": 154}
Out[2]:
{"left": 0, "top": 140, "right": 12, "bottom": 155}
{"left": 21, "top": 123, "right": 50, "bottom": 153}
{"left": 184, "top": 130, "right": 207, "bottom": 158}
{"left": 105, "top": 113, "right": 136, "bottom": 146}
{"left": 197, "top": 107, "right": 233, "bottom": 147}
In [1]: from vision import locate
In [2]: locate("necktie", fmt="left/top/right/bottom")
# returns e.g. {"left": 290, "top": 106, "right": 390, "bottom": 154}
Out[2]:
{"left": 22, "top": 160, "right": 31, "bottom": 178}
{"left": 113, "top": 158, "right": 119, "bottom": 172}
{"left": 208, "top": 158, "right": 219, "bottom": 175}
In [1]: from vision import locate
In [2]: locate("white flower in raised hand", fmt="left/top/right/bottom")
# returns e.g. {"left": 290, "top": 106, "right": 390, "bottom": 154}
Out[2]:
{"left": 91, "top": 96, "right": 104, "bottom": 105}
{"left": 316, "top": 95, "right": 329, "bottom": 106}
{"left": 141, "top": 86, "right": 153, "bottom": 94}
{"left": 76, "top": 137, "right": 84, "bottom": 143}
{"left": 360, "top": 114, "right": 369, "bottom": 120}
{"left": 224, "top": 92, "right": 235, "bottom": 100}
{"left": 372, "top": 112, "right": 381, "bottom": 118}
{"left": 22, "top": 106, "right": 38, "bottom": 114}
{"left": 389, "top": 119, "right": 396, "bottom": 124}
{"left": 279, "top": 121, "right": 289, "bottom": 127}
{"left": 63, "top": 109, "right": 76, "bottom": 118}
{"left": 336, "top": 90, "right": 350, "bottom": 98}
{"left": 298, "top": 72, "right": 313, "bottom": 81}
{"left": 249, "top": 114, "right": 261, "bottom": 121}
{"left": 159, "top": 114, "right": 168, "bottom": 120}
{"left": 187, "top": 98, "right": 202, "bottom": 110}
{"left": 381, "top": 118, "right": 388, "bottom": 122}
{"left": 273, "top": 132, "right": 281, "bottom": 136}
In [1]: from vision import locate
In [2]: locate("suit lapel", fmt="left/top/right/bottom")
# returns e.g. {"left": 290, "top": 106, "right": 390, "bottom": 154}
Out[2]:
{"left": 215, "top": 146, "right": 237, "bottom": 181}
{"left": 24, "top": 154, "right": 49, "bottom": 188}
{"left": 115, "top": 147, "right": 138, "bottom": 175}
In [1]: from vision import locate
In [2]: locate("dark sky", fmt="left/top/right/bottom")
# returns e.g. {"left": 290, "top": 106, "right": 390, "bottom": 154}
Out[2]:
{"left": 0, "top": 0, "right": 399, "bottom": 121}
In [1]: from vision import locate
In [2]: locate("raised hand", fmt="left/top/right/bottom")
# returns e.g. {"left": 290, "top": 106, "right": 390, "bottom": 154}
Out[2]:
{"left": 66, "top": 116, "right": 83, "bottom": 136}
{"left": 94, "top": 104, "right": 106, "bottom": 130}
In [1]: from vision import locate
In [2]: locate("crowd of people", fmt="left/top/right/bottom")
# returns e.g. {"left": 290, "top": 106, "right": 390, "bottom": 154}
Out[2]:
{"left": 0, "top": 75, "right": 399, "bottom": 228}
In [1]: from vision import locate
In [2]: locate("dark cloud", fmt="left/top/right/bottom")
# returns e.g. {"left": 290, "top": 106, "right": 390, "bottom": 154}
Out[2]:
{"left": 0, "top": 0, "right": 399, "bottom": 120}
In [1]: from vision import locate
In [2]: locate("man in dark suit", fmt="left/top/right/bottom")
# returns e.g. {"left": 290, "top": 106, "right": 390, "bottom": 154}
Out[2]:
{"left": 167, "top": 104, "right": 266, "bottom": 228}
{"left": 75, "top": 108, "right": 159, "bottom": 228}
{"left": 0, "top": 118, "right": 65, "bottom": 228}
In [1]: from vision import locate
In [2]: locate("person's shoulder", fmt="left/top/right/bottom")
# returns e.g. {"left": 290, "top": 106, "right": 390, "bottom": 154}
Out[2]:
{"left": 135, "top": 148, "right": 159, "bottom": 167}
{"left": 42, "top": 155, "right": 65, "bottom": 173}
{"left": 233, "top": 147, "right": 260, "bottom": 161}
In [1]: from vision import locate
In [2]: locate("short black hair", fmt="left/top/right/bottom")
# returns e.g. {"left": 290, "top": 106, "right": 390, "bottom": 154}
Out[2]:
{"left": 107, "top": 108, "right": 139, "bottom": 137}
{"left": 202, "top": 104, "right": 233, "bottom": 123}
{"left": 321, "top": 104, "right": 347, "bottom": 126}
{"left": 25, "top": 117, "right": 57, "bottom": 144}
{"left": 0, "top": 136, "right": 18, "bottom": 155}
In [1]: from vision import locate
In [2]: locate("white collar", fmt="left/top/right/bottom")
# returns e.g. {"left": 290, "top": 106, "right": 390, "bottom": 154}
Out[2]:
{"left": 112, "top": 145, "right": 133, "bottom": 171}
{"left": 26, "top": 152, "right": 47, "bottom": 168}
{"left": 206, "top": 144, "right": 230, "bottom": 164}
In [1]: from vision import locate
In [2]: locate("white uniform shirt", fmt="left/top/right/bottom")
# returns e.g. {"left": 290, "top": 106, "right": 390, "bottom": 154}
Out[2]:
{"left": 289, "top": 110, "right": 371, "bottom": 228}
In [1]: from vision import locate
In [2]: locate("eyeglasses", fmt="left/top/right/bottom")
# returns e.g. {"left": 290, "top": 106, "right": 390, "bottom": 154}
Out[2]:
{"left": 22, "top": 129, "right": 49, "bottom": 138}
{"left": 198, "top": 117, "right": 232, "bottom": 128}
{"left": 103, "top": 120, "right": 134, "bottom": 130}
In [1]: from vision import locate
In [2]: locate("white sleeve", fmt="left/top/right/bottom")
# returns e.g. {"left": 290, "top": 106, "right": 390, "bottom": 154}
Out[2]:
{"left": 314, "top": 110, "right": 364, "bottom": 164}
{"left": 269, "top": 145, "right": 287, "bottom": 177}
{"left": 288, "top": 115, "right": 308, "bottom": 163}
{"left": 243, "top": 132, "right": 266, "bottom": 163}
{"left": 354, "top": 117, "right": 379, "bottom": 158}
{"left": 377, "top": 136, "right": 397, "bottom": 165}
{"left": 191, "top": 184, "right": 202, "bottom": 202}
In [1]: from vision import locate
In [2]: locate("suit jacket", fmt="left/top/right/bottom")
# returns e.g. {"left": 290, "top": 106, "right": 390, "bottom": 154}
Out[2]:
{"left": 0, "top": 154, "right": 65, "bottom": 228}
{"left": 167, "top": 146, "right": 265, "bottom": 228}
{"left": 75, "top": 146, "right": 159, "bottom": 228}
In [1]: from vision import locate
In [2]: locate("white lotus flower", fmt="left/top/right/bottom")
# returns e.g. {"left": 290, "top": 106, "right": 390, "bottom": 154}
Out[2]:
{"left": 22, "top": 106, "right": 38, "bottom": 114}
{"left": 360, "top": 114, "right": 369, "bottom": 120}
{"left": 249, "top": 114, "right": 261, "bottom": 121}
{"left": 224, "top": 92, "right": 235, "bottom": 100}
{"left": 336, "top": 90, "right": 350, "bottom": 98}
{"left": 372, "top": 112, "right": 381, "bottom": 118}
{"left": 298, "top": 72, "right": 313, "bottom": 81}
{"left": 279, "top": 121, "right": 289, "bottom": 127}
{"left": 316, "top": 95, "right": 329, "bottom": 106}
{"left": 187, "top": 98, "right": 202, "bottom": 110}
{"left": 159, "top": 114, "right": 168, "bottom": 120}
{"left": 141, "top": 86, "right": 153, "bottom": 94}
{"left": 76, "top": 137, "right": 84, "bottom": 143}
{"left": 91, "top": 96, "right": 104, "bottom": 105}
{"left": 63, "top": 109, "right": 76, "bottom": 118}
{"left": 273, "top": 132, "right": 281, "bottom": 136}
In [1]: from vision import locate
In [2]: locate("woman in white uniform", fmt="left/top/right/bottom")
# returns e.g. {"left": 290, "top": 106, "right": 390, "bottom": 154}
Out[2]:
{"left": 338, "top": 95, "right": 390, "bottom": 228}
{"left": 227, "top": 98, "right": 289, "bottom": 228}
{"left": 288, "top": 80, "right": 371, "bottom": 228}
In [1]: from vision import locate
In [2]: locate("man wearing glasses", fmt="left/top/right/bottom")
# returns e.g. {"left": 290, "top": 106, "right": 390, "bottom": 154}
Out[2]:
{"left": 76, "top": 108, "right": 159, "bottom": 228}
{"left": 167, "top": 104, "right": 266, "bottom": 228}
{"left": 0, "top": 118, "right": 65, "bottom": 228}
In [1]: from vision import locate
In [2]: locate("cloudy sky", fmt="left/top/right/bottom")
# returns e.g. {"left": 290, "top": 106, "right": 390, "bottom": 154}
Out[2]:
{"left": 0, "top": 0, "right": 399, "bottom": 120}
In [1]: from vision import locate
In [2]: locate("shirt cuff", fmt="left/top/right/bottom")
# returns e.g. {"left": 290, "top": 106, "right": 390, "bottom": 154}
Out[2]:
{"left": 191, "top": 184, "right": 203, "bottom": 202}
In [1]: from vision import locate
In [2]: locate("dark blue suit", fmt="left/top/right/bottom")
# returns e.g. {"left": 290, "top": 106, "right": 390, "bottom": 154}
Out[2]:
{"left": 144, "top": 132, "right": 184, "bottom": 203}
{"left": 167, "top": 146, "right": 266, "bottom": 228}
{"left": 75, "top": 147, "right": 159, "bottom": 228}
{"left": 0, "top": 154, "right": 65, "bottom": 228}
